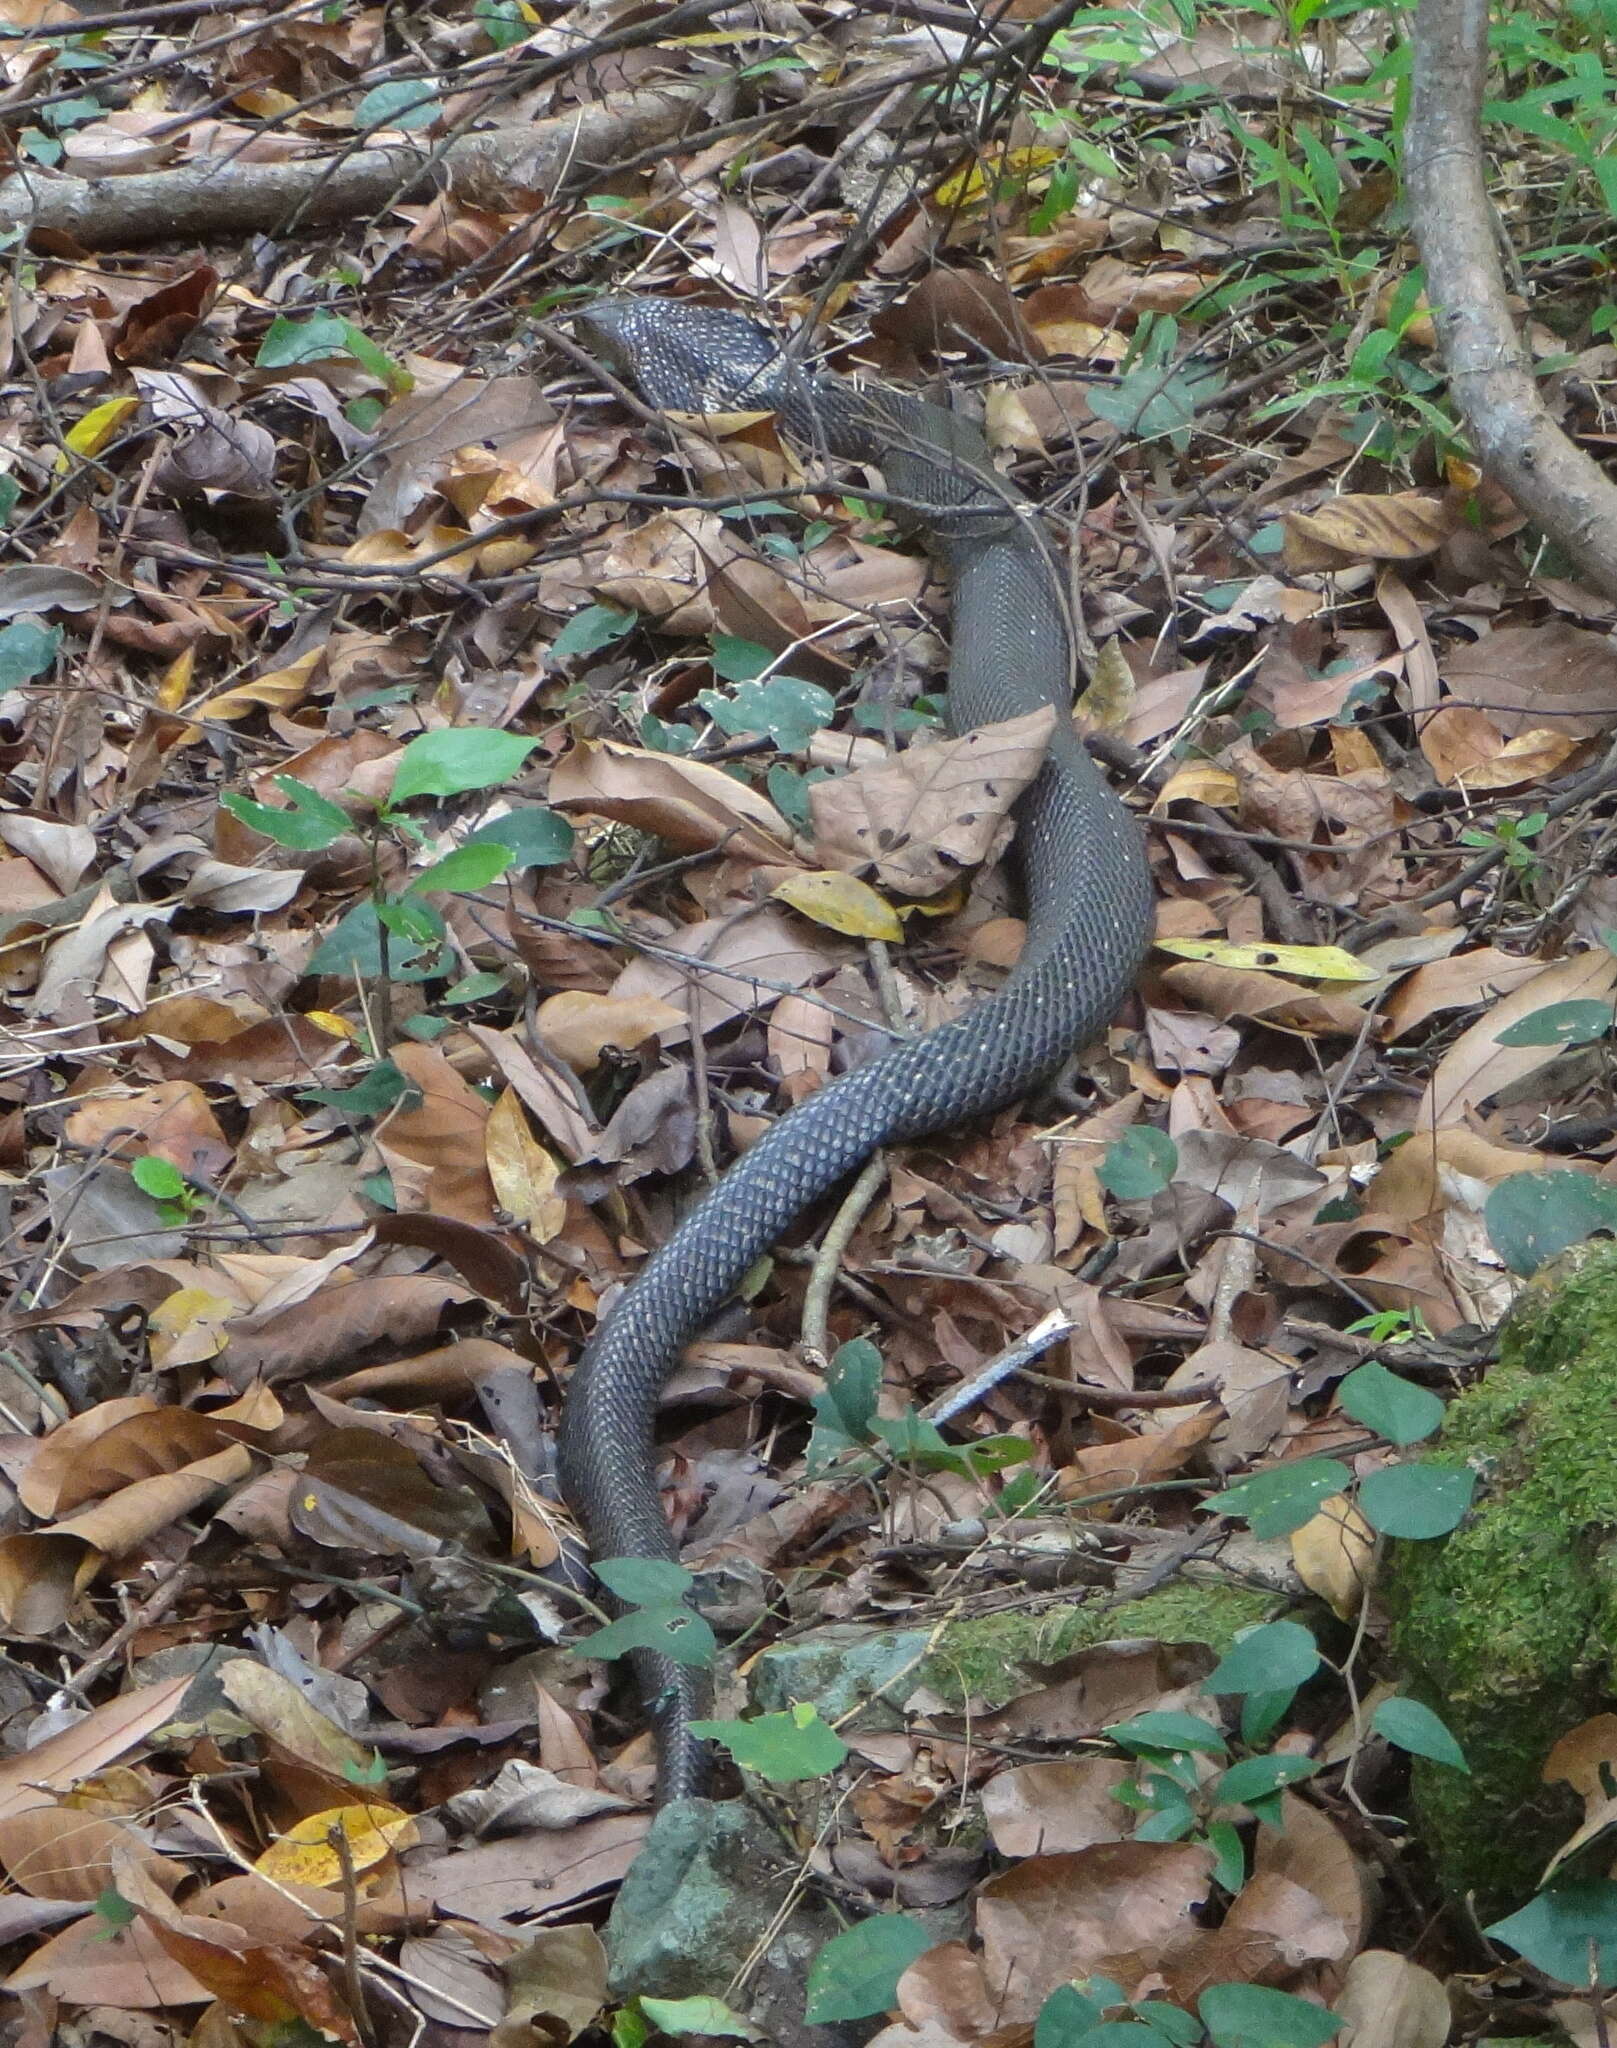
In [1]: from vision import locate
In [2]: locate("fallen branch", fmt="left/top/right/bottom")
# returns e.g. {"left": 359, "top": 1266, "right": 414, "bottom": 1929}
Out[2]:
{"left": 0, "top": 85, "right": 701, "bottom": 248}
{"left": 1406, "top": 0, "right": 1617, "bottom": 598}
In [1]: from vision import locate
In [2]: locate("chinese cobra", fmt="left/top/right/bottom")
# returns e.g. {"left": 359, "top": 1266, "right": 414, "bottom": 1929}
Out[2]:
{"left": 557, "top": 296, "right": 1154, "bottom": 1802}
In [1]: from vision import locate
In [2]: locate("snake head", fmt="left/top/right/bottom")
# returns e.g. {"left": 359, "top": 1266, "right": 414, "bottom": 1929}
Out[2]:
{"left": 571, "top": 294, "right": 788, "bottom": 416}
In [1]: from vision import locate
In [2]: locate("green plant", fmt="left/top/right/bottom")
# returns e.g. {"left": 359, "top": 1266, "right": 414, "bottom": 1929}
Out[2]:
{"left": 1457, "top": 806, "right": 1548, "bottom": 878}
{"left": 219, "top": 726, "right": 572, "bottom": 1081}
{"left": 130, "top": 1155, "right": 207, "bottom": 1225}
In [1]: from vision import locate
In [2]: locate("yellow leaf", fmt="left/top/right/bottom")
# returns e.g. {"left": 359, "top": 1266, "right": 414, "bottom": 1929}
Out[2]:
{"left": 934, "top": 146, "right": 1058, "bottom": 210}
{"left": 1153, "top": 937, "right": 1381, "bottom": 982}
{"left": 305, "top": 1011, "right": 359, "bottom": 1040}
{"left": 1077, "top": 636, "right": 1135, "bottom": 738}
{"left": 1291, "top": 1495, "right": 1374, "bottom": 1620}
{"left": 254, "top": 1802, "right": 416, "bottom": 1887}
{"left": 193, "top": 648, "right": 322, "bottom": 723}
{"left": 486, "top": 1088, "right": 568, "bottom": 1243}
{"left": 156, "top": 648, "right": 193, "bottom": 712}
{"left": 1154, "top": 762, "right": 1239, "bottom": 809}
{"left": 56, "top": 396, "right": 141, "bottom": 471}
{"left": 773, "top": 869, "right": 902, "bottom": 941}
{"left": 147, "top": 1287, "right": 236, "bottom": 1367}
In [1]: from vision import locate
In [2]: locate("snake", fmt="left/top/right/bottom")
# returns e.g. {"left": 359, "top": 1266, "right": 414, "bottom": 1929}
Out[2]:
{"left": 556, "top": 296, "right": 1154, "bottom": 1803}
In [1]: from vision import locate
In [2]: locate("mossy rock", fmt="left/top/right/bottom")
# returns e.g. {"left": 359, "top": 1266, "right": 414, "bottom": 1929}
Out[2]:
{"left": 748, "top": 1580, "right": 1279, "bottom": 1726}
{"left": 1384, "top": 1240, "right": 1617, "bottom": 1917}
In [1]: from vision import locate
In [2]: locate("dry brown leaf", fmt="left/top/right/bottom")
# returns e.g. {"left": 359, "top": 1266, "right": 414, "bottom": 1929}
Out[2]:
{"left": 550, "top": 736, "right": 794, "bottom": 862}
{"left": 767, "top": 989, "right": 835, "bottom": 1103}
{"left": 1366, "top": 1126, "right": 1550, "bottom": 1221}
{"left": 611, "top": 903, "right": 838, "bottom": 1042}
{"left": 2, "top": 1910, "right": 213, "bottom": 2007}
{"left": 1441, "top": 619, "right": 1617, "bottom": 734}
{"left": 981, "top": 1759, "right": 1136, "bottom": 1856}
{"left": 1283, "top": 491, "right": 1459, "bottom": 569}
{"left": 0, "top": 1676, "right": 192, "bottom": 1825}
{"left": 219, "top": 1660, "right": 374, "bottom": 1784}
{"left": 809, "top": 706, "right": 1056, "bottom": 896}
{"left": 1418, "top": 950, "right": 1617, "bottom": 1127}
{"left": 1382, "top": 946, "right": 1547, "bottom": 1039}
{"left": 1334, "top": 1949, "right": 1452, "bottom": 2048}
{"left": 219, "top": 1274, "right": 474, "bottom": 1387}
{"left": 1291, "top": 1495, "right": 1374, "bottom": 1620}
{"left": 467, "top": 1021, "right": 597, "bottom": 1162}
{"left": 21, "top": 1402, "right": 243, "bottom": 1518}
{"left": 1158, "top": 961, "right": 1370, "bottom": 1036}
{"left": 536, "top": 989, "right": 684, "bottom": 1071}
{"left": 975, "top": 1840, "right": 1214, "bottom": 2023}
{"left": 0, "top": 1801, "right": 180, "bottom": 1903}
{"left": 377, "top": 1040, "right": 497, "bottom": 1227}
{"left": 484, "top": 1086, "right": 568, "bottom": 1242}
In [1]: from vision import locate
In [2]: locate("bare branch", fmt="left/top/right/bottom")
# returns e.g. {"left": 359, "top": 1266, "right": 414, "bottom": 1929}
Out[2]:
{"left": 1406, "top": 0, "right": 1617, "bottom": 599}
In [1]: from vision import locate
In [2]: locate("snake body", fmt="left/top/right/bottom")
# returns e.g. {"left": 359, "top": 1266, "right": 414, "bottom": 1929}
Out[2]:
{"left": 557, "top": 297, "right": 1154, "bottom": 1801}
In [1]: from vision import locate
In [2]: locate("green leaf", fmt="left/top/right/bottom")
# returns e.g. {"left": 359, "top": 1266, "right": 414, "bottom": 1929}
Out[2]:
{"left": 1137, "top": 2001, "right": 1203, "bottom": 2046}
{"left": 131, "top": 1155, "right": 186, "bottom": 1202}
{"left": 1337, "top": 1362, "right": 1444, "bottom": 1446}
{"left": 221, "top": 776, "right": 352, "bottom": 851}
{"left": 1372, "top": 1696, "right": 1469, "bottom": 1773}
{"left": 804, "top": 1916, "right": 934, "bottom": 2024}
{"left": 710, "top": 635, "right": 777, "bottom": 681}
{"left": 408, "top": 843, "right": 513, "bottom": 895}
{"left": 1208, "top": 1459, "right": 1352, "bottom": 1539}
{"left": 806, "top": 1337, "right": 881, "bottom": 1472}
{"left": 473, "top": 0, "right": 531, "bottom": 51}
{"left": 1486, "top": 1171, "right": 1617, "bottom": 1278}
{"left": 637, "top": 1995, "right": 758, "bottom": 2041}
{"left": 308, "top": 899, "right": 449, "bottom": 980}
{"left": 1207, "top": 1819, "right": 1247, "bottom": 1892}
{"left": 356, "top": 77, "right": 442, "bottom": 131}
{"left": 301, "top": 1059, "right": 412, "bottom": 1120}
{"left": 1106, "top": 1712, "right": 1228, "bottom": 1758}
{"left": 1358, "top": 1462, "right": 1475, "bottom": 1539}
{"left": 0, "top": 620, "right": 61, "bottom": 688}
{"left": 553, "top": 603, "right": 634, "bottom": 659}
{"left": 698, "top": 675, "right": 835, "bottom": 752}
{"left": 389, "top": 728, "right": 540, "bottom": 806}
{"left": 463, "top": 806, "right": 575, "bottom": 868}
{"left": 442, "top": 970, "right": 506, "bottom": 1005}
{"left": 1099, "top": 1127, "right": 1178, "bottom": 1200}
{"left": 594, "top": 1556, "right": 694, "bottom": 1605}
{"left": 1215, "top": 1754, "right": 1321, "bottom": 1806}
{"left": 687, "top": 1704, "right": 849, "bottom": 1782}
{"left": 1199, "top": 1983, "right": 1342, "bottom": 2048}
{"left": 1207, "top": 1621, "right": 1320, "bottom": 1697}
{"left": 1240, "top": 1688, "right": 1296, "bottom": 1748}
{"left": 256, "top": 310, "right": 353, "bottom": 369}
{"left": 1486, "top": 1882, "right": 1617, "bottom": 1986}
{"left": 1494, "top": 999, "right": 1614, "bottom": 1048}
{"left": 92, "top": 1886, "right": 136, "bottom": 1930}
{"left": 1036, "top": 1985, "right": 1107, "bottom": 2047}
{"left": 574, "top": 1603, "right": 715, "bottom": 1668}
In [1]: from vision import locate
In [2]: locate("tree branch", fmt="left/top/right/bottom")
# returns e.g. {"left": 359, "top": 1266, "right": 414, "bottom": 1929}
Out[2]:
{"left": 1406, "top": 0, "right": 1617, "bottom": 599}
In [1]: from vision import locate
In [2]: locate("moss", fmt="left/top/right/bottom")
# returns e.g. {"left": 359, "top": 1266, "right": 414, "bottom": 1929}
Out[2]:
{"left": 919, "top": 1580, "right": 1280, "bottom": 1711}
{"left": 1385, "top": 1242, "right": 1617, "bottom": 1916}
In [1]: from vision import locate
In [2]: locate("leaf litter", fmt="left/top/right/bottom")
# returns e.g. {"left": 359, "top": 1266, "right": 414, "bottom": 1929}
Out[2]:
{"left": 0, "top": 0, "right": 1615, "bottom": 2041}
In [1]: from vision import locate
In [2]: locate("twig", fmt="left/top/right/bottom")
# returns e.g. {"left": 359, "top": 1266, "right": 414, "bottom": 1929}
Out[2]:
{"left": 801, "top": 1153, "right": 889, "bottom": 1366}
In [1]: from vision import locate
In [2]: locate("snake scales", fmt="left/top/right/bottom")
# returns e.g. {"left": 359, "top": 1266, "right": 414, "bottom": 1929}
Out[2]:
{"left": 557, "top": 297, "right": 1154, "bottom": 1802}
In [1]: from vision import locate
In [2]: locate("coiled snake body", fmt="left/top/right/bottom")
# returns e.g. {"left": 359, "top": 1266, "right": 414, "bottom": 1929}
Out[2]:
{"left": 558, "top": 297, "right": 1154, "bottom": 1801}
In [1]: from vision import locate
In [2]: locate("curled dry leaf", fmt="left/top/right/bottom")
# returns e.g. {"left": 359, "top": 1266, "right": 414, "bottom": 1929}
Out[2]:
{"left": 536, "top": 988, "right": 685, "bottom": 1071}
{"left": 1283, "top": 491, "right": 1459, "bottom": 569}
{"left": 1291, "top": 1495, "right": 1375, "bottom": 1620}
{"left": 611, "top": 903, "right": 840, "bottom": 1042}
{"left": 0, "top": 1675, "right": 193, "bottom": 1826}
{"left": 809, "top": 706, "right": 1057, "bottom": 897}
{"left": 484, "top": 1086, "right": 568, "bottom": 1241}
{"left": 1418, "top": 703, "right": 1578, "bottom": 789}
{"left": 1418, "top": 949, "right": 1617, "bottom": 1128}
{"left": 550, "top": 736, "right": 795, "bottom": 863}
{"left": 1334, "top": 1950, "right": 1452, "bottom": 2048}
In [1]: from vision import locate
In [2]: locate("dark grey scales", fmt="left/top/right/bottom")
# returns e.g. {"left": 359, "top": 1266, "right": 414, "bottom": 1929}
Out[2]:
{"left": 557, "top": 296, "right": 1155, "bottom": 1803}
